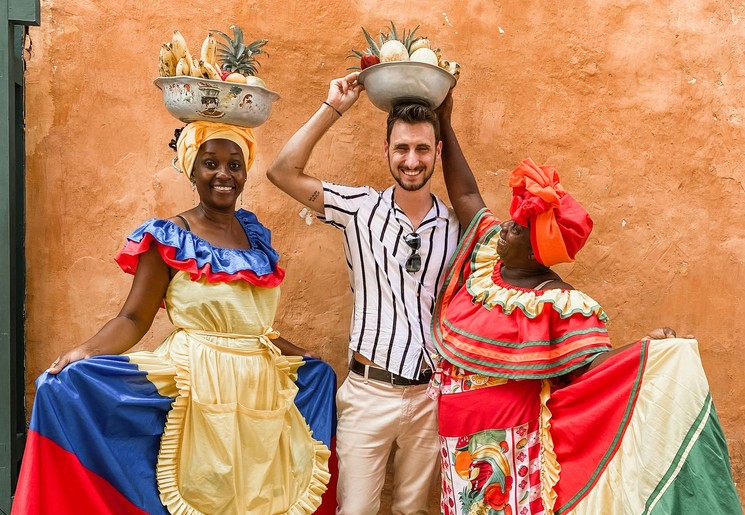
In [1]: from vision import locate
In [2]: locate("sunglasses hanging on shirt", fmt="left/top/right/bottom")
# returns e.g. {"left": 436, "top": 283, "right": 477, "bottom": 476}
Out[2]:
{"left": 404, "top": 232, "right": 421, "bottom": 273}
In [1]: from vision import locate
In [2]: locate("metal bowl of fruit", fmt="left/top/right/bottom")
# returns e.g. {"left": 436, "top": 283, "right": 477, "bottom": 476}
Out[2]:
{"left": 154, "top": 76, "right": 280, "bottom": 128}
{"left": 358, "top": 61, "right": 456, "bottom": 112}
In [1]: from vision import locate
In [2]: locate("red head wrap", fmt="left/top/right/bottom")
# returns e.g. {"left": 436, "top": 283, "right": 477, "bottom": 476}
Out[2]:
{"left": 509, "top": 158, "right": 593, "bottom": 266}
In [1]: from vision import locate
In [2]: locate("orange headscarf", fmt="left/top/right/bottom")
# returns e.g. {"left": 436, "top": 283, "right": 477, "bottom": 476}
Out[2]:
{"left": 509, "top": 158, "right": 593, "bottom": 266}
{"left": 176, "top": 121, "right": 257, "bottom": 180}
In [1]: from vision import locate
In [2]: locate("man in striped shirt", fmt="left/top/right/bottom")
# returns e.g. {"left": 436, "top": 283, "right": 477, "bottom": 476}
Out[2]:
{"left": 267, "top": 72, "right": 460, "bottom": 514}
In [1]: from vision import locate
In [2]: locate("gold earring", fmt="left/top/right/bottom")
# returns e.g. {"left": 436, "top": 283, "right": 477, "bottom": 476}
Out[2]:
{"left": 191, "top": 182, "right": 196, "bottom": 205}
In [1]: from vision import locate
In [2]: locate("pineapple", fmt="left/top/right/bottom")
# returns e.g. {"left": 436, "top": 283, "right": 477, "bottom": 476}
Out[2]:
{"left": 348, "top": 21, "right": 460, "bottom": 79}
{"left": 213, "top": 25, "right": 268, "bottom": 79}
{"left": 386, "top": 21, "right": 421, "bottom": 54}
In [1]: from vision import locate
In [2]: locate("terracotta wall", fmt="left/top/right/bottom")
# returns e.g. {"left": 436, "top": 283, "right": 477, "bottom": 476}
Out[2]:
{"left": 24, "top": 0, "right": 744, "bottom": 509}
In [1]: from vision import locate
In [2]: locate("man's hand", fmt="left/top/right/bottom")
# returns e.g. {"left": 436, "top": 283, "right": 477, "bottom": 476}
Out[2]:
{"left": 325, "top": 72, "right": 364, "bottom": 115}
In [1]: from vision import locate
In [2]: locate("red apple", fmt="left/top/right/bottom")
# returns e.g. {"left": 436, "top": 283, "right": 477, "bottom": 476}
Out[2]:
{"left": 360, "top": 53, "right": 380, "bottom": 70}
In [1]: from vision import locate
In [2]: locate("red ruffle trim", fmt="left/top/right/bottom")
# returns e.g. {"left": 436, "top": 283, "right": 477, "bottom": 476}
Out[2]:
{"left": 114, "top": 233, "right": 284, "bottom": 288}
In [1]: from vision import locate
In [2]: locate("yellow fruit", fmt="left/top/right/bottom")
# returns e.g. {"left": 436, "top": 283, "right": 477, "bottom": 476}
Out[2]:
{"left": 200, "top": 33, "right": 216, "bottom": 66}
{"left": 245, "top": 75, "right": 267, "bottom": 88}
{"left": 171, "top": 30, "right": 197, "bottom": 75}
{"left": 225, "top": 72, "right": 247, "bottom": 83}
{"left": 409, "top": 37, "right": 431, "bottom": 53}
{"left": 201, "top": 61, "right": 220, "bottom": 80}
{"left": 164, "top": 43, "right": 177, "bottom": 74}
{"left": 158, "top": 42, "right": 177, "bottom": 76}
{"left": 171, "top": 30, "right": 188, "bottom": 60}
{"left": 175, "top": 57, "right": 189, "bottom": 76}
{"left": 188, "top": 50, "right": 200, "bottom": 77}
{"left": 447, "top": 61, "right": 461, "bottom": 81}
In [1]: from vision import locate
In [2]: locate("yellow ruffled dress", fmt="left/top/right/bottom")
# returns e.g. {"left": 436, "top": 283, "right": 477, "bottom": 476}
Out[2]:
{"left": 119, "top": 212, "right": 330, "bottom": 514}
{"left": 144, "top": 272, "right": 328, "bottom": 514}
{"left": 12, "top": 214, "right": 334, "bottom": 515}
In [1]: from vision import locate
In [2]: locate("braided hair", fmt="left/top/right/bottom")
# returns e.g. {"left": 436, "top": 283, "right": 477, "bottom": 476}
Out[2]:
{"left": 168, "top": 126, "right": 186, "bottom": 152}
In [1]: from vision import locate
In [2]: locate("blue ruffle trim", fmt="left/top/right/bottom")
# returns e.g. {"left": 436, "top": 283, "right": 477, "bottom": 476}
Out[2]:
{"left": 124, "top": 209, "right": 280, "bottom": 277}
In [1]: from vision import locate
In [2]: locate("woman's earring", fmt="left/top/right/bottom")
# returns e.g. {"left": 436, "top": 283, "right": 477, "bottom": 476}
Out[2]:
{"left": 240, "top": 193, "right": 243, "bottom": 208}
{"left": 191, "top": 182, "right": 196, "bottom": 205}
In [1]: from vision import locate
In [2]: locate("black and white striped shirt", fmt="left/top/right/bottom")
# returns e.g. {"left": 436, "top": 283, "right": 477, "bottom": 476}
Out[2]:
{"left": 320, "top": 182, "right": 461, "bottom": 379}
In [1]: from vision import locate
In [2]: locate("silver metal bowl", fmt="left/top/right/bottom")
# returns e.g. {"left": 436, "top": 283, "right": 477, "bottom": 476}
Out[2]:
{"left": 358, "top": 61, "right": 456, "bottom": 112}
{"left": 154, "top": 76, "right": 280, "bottom": 128}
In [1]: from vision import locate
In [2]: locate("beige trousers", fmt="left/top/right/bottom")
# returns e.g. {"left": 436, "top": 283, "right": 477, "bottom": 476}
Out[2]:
{"left": 335, "top": 371, "right": 440, "bottom": 515}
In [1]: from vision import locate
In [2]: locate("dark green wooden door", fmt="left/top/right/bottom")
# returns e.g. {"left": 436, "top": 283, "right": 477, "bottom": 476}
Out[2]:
{"left": 1, "top": 0, "right": 40, "bottom": 511}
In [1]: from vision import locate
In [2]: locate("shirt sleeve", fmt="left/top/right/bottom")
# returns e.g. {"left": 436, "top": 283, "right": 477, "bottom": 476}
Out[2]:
{"left": 318, "top": 181, "right": 375, "bottom": 229}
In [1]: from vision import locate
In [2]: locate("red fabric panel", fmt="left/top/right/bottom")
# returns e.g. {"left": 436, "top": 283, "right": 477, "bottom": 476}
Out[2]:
{"left": 438, "top": 380, "right": 543, "bottom": 437}
{"left": 12, "top": 431, "right": 150, "bottom": 515}
{"left": 316, "top": 435, "right": 338, "bottom": 515}
{"left": 548, "top": 342, "right": 646, "bottom": 509}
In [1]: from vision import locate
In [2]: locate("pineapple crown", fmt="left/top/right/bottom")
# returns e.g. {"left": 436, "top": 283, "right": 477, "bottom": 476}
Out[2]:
{"left": 348, "top": 21, "right": 421, "bottom": 61}
{"left": 213, "top": 25, "right": 268, "bottom": 76}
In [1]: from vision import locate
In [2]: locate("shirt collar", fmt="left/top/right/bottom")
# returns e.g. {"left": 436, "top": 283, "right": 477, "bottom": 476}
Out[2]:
{"left": 382, "top": 186, "right": 450, "bottom": 222}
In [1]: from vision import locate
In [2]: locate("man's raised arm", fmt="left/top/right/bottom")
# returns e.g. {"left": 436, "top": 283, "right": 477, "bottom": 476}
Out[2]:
{"left": 267, "top": 72, "right": 364, "bottom": 214}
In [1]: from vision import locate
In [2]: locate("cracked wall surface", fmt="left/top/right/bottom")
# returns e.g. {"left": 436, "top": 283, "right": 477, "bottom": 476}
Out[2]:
{"left": 23, "top": 0, "right": 745, "bottom": 510}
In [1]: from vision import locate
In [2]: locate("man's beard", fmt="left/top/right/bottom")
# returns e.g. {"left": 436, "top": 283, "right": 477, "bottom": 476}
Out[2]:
{"left": 388, "top": 153, "right": 436, "bottom": 192}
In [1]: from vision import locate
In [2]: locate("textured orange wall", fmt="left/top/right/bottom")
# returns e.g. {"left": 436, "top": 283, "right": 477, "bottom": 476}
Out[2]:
{"left": 24, "top": 0, "right": 744, "bottom": 509}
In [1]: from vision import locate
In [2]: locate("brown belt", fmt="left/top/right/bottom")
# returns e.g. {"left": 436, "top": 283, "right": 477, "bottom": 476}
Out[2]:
{"left": 349, "top": 357, "right": 433, "bottom": 386}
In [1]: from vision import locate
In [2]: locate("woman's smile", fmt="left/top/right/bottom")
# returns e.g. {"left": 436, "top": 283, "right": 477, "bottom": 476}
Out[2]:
{"left": 211, "top": 184, "right": 235, "bottom": 192}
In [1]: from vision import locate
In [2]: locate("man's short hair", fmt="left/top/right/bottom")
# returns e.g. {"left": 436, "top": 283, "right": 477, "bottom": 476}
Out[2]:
{"left": 386, "top": 102, "right": 441, "bottom": 143}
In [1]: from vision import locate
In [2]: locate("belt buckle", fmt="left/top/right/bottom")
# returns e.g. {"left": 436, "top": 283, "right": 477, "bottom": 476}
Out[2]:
{"left": 391, "top": 372, "right": 429, "bottom": 386}
{"left": 420, "top": 370, "right": 432, "bottom": 385}
{"left": 390, "top": 374, "right": 408, "bottom": 387}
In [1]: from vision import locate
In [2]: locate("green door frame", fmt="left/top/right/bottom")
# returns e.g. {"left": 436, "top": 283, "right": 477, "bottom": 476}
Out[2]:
{"left": 1, "top": 0, "right": 40, "bottom": 511}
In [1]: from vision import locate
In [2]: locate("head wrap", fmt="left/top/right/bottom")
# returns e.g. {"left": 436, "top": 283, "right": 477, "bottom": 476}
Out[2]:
{"left": 176, "top": 121, "right": 257, "bottom": 180}
{"left": 508, "top": 158, "right": 593, "bottom": 266}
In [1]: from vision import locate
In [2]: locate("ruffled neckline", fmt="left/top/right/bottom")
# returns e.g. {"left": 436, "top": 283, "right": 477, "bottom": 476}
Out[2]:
{"left": 466, "top": 228, "right": 607, "bottom": 321}
{"left": 115, "top": 209, "right": 285, "bottom": 287}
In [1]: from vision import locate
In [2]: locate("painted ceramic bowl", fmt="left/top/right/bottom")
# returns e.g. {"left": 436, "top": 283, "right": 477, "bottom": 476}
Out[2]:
{"left": 358, "top": 61, "right": 456, "bottom": 112}
{"left": 154, "top": 76, "right": 280, "bottom": 128}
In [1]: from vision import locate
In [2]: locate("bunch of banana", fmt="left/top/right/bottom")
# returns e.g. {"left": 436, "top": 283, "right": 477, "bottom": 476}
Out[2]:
{"left": 159, "top": 43, "right": 177, "bottom": 76}
{"left": 159, "top": 30, "right": 220, "bottom": 80}
{"left": 438, "top": 59, "right": 461, "bottom": 81}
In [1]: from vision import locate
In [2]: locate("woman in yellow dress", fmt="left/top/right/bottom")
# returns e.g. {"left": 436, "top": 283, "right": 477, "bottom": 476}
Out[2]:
{"left": 13, "top": 122, "right": 334, "bottom": 515}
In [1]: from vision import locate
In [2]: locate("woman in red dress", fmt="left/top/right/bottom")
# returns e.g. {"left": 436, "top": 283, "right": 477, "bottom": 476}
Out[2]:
{"left": 431, "top": 94, "right": 741, "bottom": 515}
